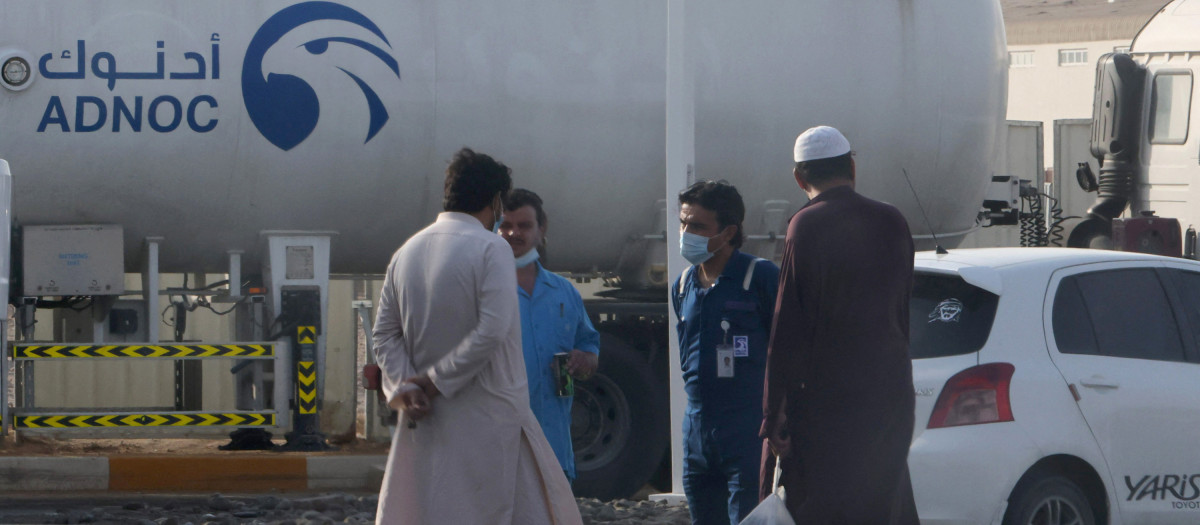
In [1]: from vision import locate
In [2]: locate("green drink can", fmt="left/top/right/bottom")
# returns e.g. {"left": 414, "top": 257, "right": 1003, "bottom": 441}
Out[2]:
{"left": 553, "top": 352, "right": 574, "bottom": 397}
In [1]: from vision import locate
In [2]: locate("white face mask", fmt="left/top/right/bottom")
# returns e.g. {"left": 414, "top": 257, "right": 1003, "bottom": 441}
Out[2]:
{"left": 514, "top": 248, "right": 540, "bottom": 268}
{"left": 491, "top": 196, "right": 503, "bottom": 233}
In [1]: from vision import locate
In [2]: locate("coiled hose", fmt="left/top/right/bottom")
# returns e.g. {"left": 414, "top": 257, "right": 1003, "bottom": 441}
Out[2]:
{"left": 1020, "top": 192, "right": 1046, "bottom": 247}
{"left": 1021, "top": 192, "right": 1076, "bottom": 247}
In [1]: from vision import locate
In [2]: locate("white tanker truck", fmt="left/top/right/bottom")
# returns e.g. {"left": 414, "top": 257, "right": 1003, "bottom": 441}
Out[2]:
{"left": 0, "top": 0, "right": 1007, "bottom": 498}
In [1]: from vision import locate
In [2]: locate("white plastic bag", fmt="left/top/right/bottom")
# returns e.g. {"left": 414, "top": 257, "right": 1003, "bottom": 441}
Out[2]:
{"left": 739, "top": 458, "right": 795, "bottom": 525}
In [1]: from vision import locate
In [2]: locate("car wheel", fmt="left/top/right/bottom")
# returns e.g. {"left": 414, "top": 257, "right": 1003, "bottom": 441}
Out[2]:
{"left": 570, "top": 332, "right": 668, "bottom": 500}
{"left": 1003, "top": 475, "right": 1096, "bottom": 525}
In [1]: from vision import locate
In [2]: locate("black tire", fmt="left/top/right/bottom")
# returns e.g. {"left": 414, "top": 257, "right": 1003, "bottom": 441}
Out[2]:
{"left": 570, "top": 332, "right": 669, "bottom": 500}
{"left": 1003, "top": 475, "right": 1096, "bottom": 525}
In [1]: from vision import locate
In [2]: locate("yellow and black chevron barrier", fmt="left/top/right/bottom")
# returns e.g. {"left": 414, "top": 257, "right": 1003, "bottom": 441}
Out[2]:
{"left": 12, "top": 343, "right": 274, "bottom": 359}
{"left": 297, "top": 326, "right": 316, "bottom": 345}
{"left": 298, "top": 361, "right": 317, "bottom": 414}
{"left": 295, "top": 325, "right": 319, "bottom": 415}
{"left": 14, "top": 412, "right": 274, "bottom": 429}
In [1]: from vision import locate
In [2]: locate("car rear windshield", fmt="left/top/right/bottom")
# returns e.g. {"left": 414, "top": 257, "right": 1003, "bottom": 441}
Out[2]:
{"left": 910, "top": 271, "right": 999, "bottom": 359}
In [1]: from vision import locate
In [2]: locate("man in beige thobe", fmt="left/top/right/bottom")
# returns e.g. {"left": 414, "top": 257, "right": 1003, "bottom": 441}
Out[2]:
{"left": 373, "top": 148, "right": 582, "bottom": 525}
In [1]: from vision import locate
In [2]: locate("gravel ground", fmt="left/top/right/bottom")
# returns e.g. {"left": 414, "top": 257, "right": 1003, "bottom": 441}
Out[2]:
{"left": 0, "top": 493, "right": 692, "bottom": 525}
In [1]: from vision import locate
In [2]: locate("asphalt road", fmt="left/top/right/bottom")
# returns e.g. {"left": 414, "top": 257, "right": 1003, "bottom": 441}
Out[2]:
{"left": 0, "top": 492, "right": 691, "bottom": 524}
{"left": 0, "top": 492, "right": 378, "bottom": 525}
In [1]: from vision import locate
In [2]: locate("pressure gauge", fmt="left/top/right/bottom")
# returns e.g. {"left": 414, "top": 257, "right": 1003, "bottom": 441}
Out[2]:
{"left": 2, "top": 55, "right": 29, "bottom": 87}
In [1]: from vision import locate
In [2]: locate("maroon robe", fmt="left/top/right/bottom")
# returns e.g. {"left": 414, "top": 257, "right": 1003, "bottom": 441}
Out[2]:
{"left": 759, "top": 184, "right": 919, "bottom": 524}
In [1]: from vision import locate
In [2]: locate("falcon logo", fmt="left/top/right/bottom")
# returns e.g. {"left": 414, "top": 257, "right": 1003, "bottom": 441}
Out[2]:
{"left": 242, "top": 1, "right": 400, "bottom": 151}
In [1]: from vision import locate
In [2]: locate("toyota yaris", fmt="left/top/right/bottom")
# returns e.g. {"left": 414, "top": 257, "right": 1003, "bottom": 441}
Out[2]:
{"left": 908, "top": 248, "right": 1200, "bottom": 525}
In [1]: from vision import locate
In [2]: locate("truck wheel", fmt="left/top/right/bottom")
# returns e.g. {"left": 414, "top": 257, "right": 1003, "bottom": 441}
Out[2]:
{"left": 571, "top": 332, "right": 668, "bottom": 500}
{"left": 1003, "top": 474, "right": 1096, "bottom": 525}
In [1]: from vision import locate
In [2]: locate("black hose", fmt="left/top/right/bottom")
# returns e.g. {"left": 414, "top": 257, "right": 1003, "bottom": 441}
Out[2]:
{"left": 1069, "top": 52, "right": 1144, "bottom": 249}
{"left": 1087, "top": 158, "right": 1136, "bottom": 221}
{"left": 1020, "top": 192, "right": 1077, "bottom": 247}
{"left": 1020, "top": 194, "right": 1047, "bottom": 247}
{"left": 1043, "top": 193, "right": 1076, "bottom": 247}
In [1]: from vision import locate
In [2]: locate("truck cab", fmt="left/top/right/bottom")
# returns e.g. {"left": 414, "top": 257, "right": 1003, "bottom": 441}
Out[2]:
{"left": 1069, "top": 0, "right": 1200, "bottom": 251}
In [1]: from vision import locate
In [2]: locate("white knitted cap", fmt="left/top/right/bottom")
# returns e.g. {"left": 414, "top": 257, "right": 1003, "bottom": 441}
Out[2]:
{"left": 793, "top": 126, "right": 851, "bottom": 162}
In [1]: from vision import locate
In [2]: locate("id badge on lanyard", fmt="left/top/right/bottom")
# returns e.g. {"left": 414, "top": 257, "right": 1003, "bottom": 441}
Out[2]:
{"left": 717, "top": 319, "right": 734, "bottom": 378}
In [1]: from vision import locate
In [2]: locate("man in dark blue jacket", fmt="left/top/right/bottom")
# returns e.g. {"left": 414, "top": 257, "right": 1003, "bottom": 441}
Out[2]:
{"left": 671, "top": 180, "right": 779, "bottom": 525}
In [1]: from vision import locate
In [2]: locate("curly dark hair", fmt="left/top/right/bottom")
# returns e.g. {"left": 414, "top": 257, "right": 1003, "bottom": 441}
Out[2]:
{"left": 503, "top": 188, "right": 549, "bottom": 264}
{"left": 503, "top": 188, "right": 548, "bottom": 228}
{"left": 678, "top": 180, "right": 745, "bottom": 248}
{"left": 795, "top": 151, "right": 853, "bottom": 187}
{"left": 443, "top": 147, "right": 513, "bottom": 213}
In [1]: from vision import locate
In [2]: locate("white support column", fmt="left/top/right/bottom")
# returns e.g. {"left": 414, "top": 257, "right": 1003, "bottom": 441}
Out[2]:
{"left": 251, "top": 296, "right": 266, "bottom": 410}
{"left": 274, "top": 338, "right": 293, "bottom": 432}
{"left": 142, "top": 237, "right": 163, "bottom": 343}
{"left": 0, "top": 159, "right": 11, "bottom": 435}
{"left": 354, "top": 298, "right": 384, "bottom": 442}
{"left": 651, "top": 0, "right": 694, "bottom": 504}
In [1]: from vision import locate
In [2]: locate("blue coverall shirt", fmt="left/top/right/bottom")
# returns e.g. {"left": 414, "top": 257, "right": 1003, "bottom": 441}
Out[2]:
{"left": 671, "top": 250, "right": 779, "bottom": 524}
{"left": 518, "top": 262, "right": 601, "bottom": 481}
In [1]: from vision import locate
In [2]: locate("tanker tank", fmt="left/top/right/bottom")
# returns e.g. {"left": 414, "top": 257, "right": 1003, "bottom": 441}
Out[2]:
{"left": 0, "top": 0, "right": 1009, "bottom": 500}
{"left": 0, "top": 0, "right": 1007, "bottom": 283}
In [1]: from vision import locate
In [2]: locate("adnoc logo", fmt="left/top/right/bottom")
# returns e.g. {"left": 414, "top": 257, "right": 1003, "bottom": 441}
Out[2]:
{"left": 242, "top": 1, "right": 400, "bottom": 151}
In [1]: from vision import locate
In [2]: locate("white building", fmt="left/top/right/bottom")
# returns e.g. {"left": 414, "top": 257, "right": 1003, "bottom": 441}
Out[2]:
{"left": 1002, "top": 0, "right": 1164, "bottom": 169}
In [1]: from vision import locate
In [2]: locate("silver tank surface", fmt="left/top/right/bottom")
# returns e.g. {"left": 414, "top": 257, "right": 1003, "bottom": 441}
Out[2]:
{"left": 0, "top": 1, "right": 1007, "bottom": 277}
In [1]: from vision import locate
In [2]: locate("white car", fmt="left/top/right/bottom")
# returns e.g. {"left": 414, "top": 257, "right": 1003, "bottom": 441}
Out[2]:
{"left": 908, "top": 248, "right": 1200, "bottom": 525}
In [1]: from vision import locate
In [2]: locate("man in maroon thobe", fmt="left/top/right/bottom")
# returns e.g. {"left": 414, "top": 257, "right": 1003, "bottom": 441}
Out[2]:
{"left": 760, "top": 126, "right": 919, "bottom": 524}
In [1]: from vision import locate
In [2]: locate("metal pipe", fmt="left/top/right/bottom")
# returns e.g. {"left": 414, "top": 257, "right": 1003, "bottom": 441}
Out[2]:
{"left": 227, "top": 250, "right": 243, "bottom": 299}
{"left": 142, "top": 237, "right": 163, "bottom": 343}
{"left": 1186, "top": 226, "right": 1196, "bottom": 260}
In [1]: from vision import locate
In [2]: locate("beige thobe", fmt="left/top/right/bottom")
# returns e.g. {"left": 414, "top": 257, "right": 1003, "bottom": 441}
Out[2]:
{"left": 373, "top": 212, "right": 582, "bottom": 525}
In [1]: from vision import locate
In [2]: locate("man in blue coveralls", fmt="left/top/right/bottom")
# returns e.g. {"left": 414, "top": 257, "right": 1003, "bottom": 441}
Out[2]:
{"left": 499, "top": 188, "right": 601, "bottom": 484}
{"left": 671, "top": 180, "right": 779, "bottom": 525}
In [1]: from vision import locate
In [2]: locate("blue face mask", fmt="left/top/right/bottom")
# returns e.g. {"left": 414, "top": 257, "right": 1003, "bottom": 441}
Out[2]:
{"left": 514, "top": 248, "right": 540, "bottom": 268}
{"left": 680, "top": 232, "right": 715, "bottom": 265}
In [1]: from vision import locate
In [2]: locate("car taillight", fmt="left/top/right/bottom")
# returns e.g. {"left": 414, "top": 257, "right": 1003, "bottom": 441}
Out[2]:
{"left": 927, "top": 362, "right": 1015, "bottom": 429}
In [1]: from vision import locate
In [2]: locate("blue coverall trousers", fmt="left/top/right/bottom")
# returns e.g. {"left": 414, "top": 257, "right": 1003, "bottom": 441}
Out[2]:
{"left": 683, "top": 414, "right": 763, "bottom": 525}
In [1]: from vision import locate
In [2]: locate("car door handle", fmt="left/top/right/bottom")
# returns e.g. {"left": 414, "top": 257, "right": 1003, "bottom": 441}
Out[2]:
{"left": 1079, "top": 377, "right": 1119, "bottom": 389}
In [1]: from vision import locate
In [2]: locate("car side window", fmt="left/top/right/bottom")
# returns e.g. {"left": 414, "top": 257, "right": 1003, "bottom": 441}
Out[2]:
{"left": 1067, "top": 269, "right": 1186, "bottom": 362}
{"left": 1052, "top": 276, "right": 1100, "bottom": 356}
{"left": 1168, "top": 270, "right": 1200, "bottom": 355}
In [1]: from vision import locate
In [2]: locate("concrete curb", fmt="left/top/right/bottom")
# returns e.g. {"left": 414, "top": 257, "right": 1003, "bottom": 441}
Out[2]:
{"left": 0, "top": 457, "right": 108, "bottom": 491}
{"left": 0, "top": 455, "right": 386, "bottom": 492}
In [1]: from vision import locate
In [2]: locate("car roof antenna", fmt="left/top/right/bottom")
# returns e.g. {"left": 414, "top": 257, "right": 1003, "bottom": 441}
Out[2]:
{"left": 902, "top": 167, "right": 947, "bottom": 255}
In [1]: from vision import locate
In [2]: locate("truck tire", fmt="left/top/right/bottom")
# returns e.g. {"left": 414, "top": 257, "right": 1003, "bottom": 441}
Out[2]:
{"left": 571, "top": 332, "right": 669, "bottom": 500}
{"left": 1003, "top": 474, "right": 1096, "bottom": 525}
